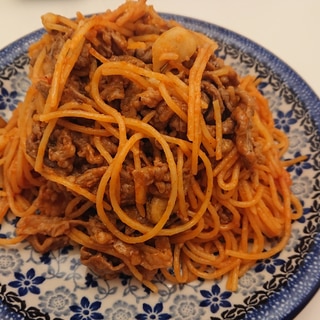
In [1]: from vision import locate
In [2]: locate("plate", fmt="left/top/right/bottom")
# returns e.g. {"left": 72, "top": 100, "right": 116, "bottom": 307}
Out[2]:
{"left": 0, "top": 13, "right": 319, "bottom": 320}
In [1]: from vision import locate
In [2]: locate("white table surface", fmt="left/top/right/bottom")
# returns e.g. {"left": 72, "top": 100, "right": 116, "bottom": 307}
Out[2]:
{"left": 0, "top": 0, "right": 319, "bottom": 319}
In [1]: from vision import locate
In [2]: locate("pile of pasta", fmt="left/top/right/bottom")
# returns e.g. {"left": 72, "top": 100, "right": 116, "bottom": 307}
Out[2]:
{"left": 0, "top": 0, "right": 303, "bottom": 292}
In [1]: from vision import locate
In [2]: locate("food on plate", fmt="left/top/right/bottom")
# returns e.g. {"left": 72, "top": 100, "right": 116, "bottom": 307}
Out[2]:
{"left": 0, "top": 0, "right": 303, "bottom": 292}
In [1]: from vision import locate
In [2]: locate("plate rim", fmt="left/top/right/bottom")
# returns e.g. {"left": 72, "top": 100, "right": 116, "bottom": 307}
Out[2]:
{"left": 0, "top": 12, "right": 319, "bottom": 320}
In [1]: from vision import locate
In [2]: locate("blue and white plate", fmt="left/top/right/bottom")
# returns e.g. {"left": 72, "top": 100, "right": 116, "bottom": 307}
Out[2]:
{"left": 0, "top": 13, "right": 319, "bottom": 320}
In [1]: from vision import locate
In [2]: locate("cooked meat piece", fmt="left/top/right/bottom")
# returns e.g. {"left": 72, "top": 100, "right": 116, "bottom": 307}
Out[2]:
{"left": 119, "top": 83, "right": 141, "bottom": 118}
{"left": 26, "top": 121, "right": 46, "bottom": 159}
{"left": 74, "top": 166, "right": 108, "bottom": 189}
{"left": 80, "top": 236, "right": 172, "bottom": 281}
{"left": 132, "top": 159, "right": 171, "bottom": 203}
{"left": 222, "top": 117, "right": 235, "bottom": 134}
{"left": 81, "top": 247, "right": 127, "bottom": 280}
{"left": 100, "top": 75, "right": 126, "bottom": 102}
{"left": 138, "top": 86, "right": 162, "bottom": 108}
{"left": 140, "top": 237, "right": 172, "bottom": 270}
{"left": 28, "top": 234, "right": 70, "bottom": 253}
{"left": 169, "top": 115, "right": 187, "bottom": 137}
{"left": 73, "top": 133, "right": 104, "bottom": 165}
{"left": 94, "top": 28, "right": 131, "bottom": 58}
{"left": 217, "top": 207, "right": 233, "bottom": 224}
{"left": 16, "top": 215, "right": 72, "bottom": 237}
{"left": 149, "top": 101, "right": 174, "bottom": 131}
{"left": 133, "top": 20, "right": 169, "bottom": 36}
{"left": 119, "top": 163, "right": 136, "bottom": 206}
{"left": 73, "top": 43, "right": 92, "bottom": 76}
{"left": 36, "top": 181, "right": 73, "bottom": 217}
{"left": 48, "top": 128, "right": 76, "bottom": 172}
{"left": 135, "top": 44, "right": 153, "bottom": 64}
{"left": 99, "top": 137, "right": 119, "bottom": 156}
{"left": 201, "top": 80, "right": 225, "bottom": 115}
{"left": 232, "top": 103, "right": 256, "bottom": 166}
{"left": 110, "top": 30, "right": 130, "bottom": 56}
{"left": 35, "top": 78, "right": 51, "bottom": 99}
{"left": 219, "top": 86, "right": 240, "bottom": 112}
{"left": 86, "top": 217, "right": 114, "bottom": 244}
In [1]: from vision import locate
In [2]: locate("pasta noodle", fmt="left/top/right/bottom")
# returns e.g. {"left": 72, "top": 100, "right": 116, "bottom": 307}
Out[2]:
{"left": 0, "top": 0, "right": 304, "bottom": 292}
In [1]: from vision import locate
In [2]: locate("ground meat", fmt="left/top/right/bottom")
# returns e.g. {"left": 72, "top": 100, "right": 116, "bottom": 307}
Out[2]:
{"left": 100, "top": 75, "right": 126, "bottom": 102}
{"left": 217, "top": 207, "right": 233, "bottom": 224}
{"left": 169, "top": 115, "right": 187, "bottom": 137}
{"left": 219, "top": 86, "right": 241, "bottom": 112}
{"left": 149, "top": 101, "right": 174, "bottom": 131}
{"left": 28, "top": 234, "right": 70, "bottom": 253}
{"left": 120, "top": 83, "right": 142, "bottom": 118}
{"left": 26, "top": 121, "right": 46, "bottom": 159}
{"left": 206, "top": 55, "right": 224, "bottom": 72}
{"left": 92, "top": 28, "right": 132, "bottom": 58}
{"left": 119, "top": 83, "right": 163, "bottom": 118}
{"left": 135, "top": 44, "right": 153, "bottom": 64}
{"left": 133, "top": 19, "right": 169, "bottom": 36}
{"left": 232, "top": 103, "right": 256, "bottom": 166}
{"left": 37, "top": 181, "right": 73, "bottom": 217}
{"left": 86, "top": 217, "right": 114, "bottom": 244}
{"left": 73, "top": 43, "right": 92, "bottom": 75}
{"left": 132, "top": 159, "right": 171, "bottom": 200}
{"left": 80, "top": 236, "right": 172, "bottom": 280}
{"left": 140, "top": 237, "right": 172, "bottom": 270}
{"left": 206, "top": 121, "right": 234, "bottom": 140}
{"left": 110, "top": 30, "right": 131, "bottom": 56}
{"left": 99, "top": 137, "right": 119, "bottom": 156}
{"left": 48, "top": 128, "right": 76, "bottom": 172}
{"left": 17, "top": 215, "right": 72, "bottom": 237}
{"left": 81, "top": 247, "right": 128, "bottom": 280}
{"left": 221, "top": 117, "right": 235, "bottom": 134}
{"left": 119, "top": 163, "right": 136, "bottom": 206}
{"left": 138, "top": 86, "right": 163, "bottom": 108}
{"left": 73, "top": 133, "right": 104, "bottom": 165}
{"left": 202, "top": 80, "right": 226, "bottom": 114}
{"left": 110, "top": 54, "right": 146, "bottom": 67}
{"left": 60, "top": 80, "right": 91, "bottom": 105}
{"left": 35, "top": 79, "right": 51, "bottom": 99}
{"left": 74, "top": 166, "right": 108, "bottom": 190}
{"left": 200, "top": 75, "right": 257, "bottom": 167}
{"left": 109, "top": 158, "right": 174, "bottom": 210}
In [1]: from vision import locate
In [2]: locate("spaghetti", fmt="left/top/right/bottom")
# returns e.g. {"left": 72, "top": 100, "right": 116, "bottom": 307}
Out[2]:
{"left": 0, "top": 0, "right": 303, "bottom": 292}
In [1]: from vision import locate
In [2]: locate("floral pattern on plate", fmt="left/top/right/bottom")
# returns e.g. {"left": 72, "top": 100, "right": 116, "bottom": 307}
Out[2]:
{"left": 0, "top": 14, "right": 319, "bottom": 320}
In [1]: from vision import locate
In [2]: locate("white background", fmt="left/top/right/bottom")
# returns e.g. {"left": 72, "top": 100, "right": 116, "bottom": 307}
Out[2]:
{"left": 0, "top": 1, "right": 319, "bottom": 318}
